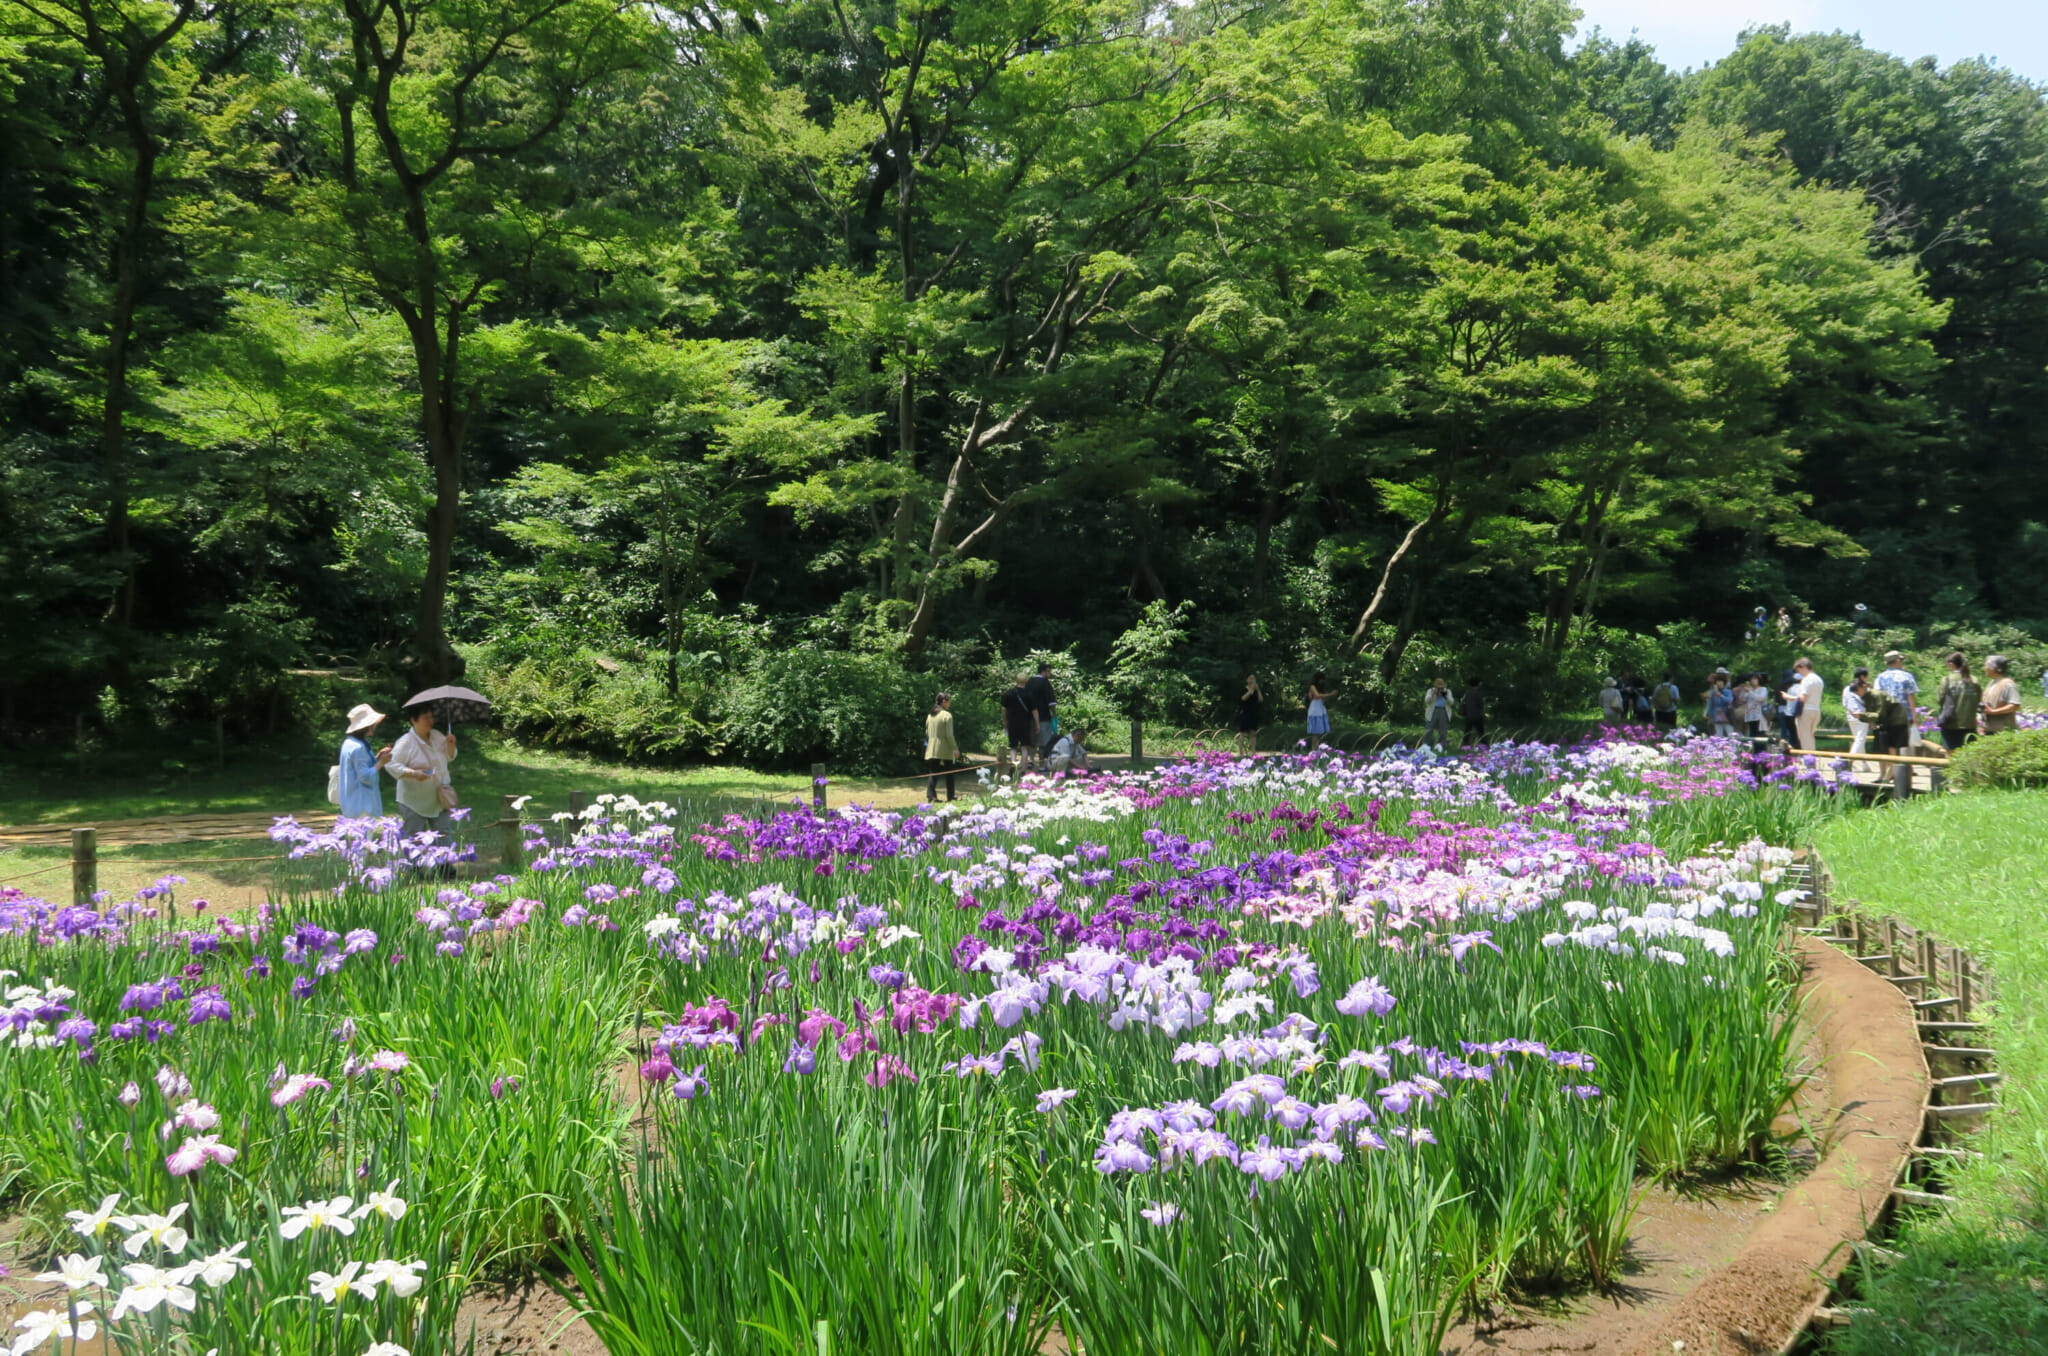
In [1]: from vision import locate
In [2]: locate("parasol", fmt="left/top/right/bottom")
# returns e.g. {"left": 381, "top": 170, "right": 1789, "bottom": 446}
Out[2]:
{"left": 400, "top": 685, "right": 493, "bottom": 729}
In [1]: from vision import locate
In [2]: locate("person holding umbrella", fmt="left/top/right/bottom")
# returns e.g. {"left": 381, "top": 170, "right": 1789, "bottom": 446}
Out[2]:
{"left": 386, "top": 685, "right": 487, "bottom": 839}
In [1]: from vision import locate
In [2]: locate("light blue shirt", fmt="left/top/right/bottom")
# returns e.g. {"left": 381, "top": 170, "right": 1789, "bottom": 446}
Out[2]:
{"left": 1875, "top": 669, "right": 1919, "bottom": 707}
{"left": 338, "top": 735, "right": 384, "bottom": 818}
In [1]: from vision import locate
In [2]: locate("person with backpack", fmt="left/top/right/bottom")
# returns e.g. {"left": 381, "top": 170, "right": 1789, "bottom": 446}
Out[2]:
{"left": 1935, "top": 651, "right": 1982, "bottom": 753}
{"left": 333, "top": 704, "right": 392, "bottom": 819}
{"left": 1599, "top": 676, "right": 1624, "bottom": 726}
{"left": 1459, "top": 678, "right": 1486, "bottom": 746}
{"left": 1650, "top": 673, "right": 1682, "bottom": 729}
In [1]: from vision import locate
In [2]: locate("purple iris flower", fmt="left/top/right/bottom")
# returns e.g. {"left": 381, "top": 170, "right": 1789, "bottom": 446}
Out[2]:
{"left": 783, "top": 1040, "right": 817, "bottom": 1076}
{"left": 187, "top": 991, "right": 231, "bottom": 1025}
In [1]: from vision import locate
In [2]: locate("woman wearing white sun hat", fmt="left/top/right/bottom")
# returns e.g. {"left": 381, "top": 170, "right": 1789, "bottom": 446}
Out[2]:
{"left": 336, "top": 703, "right": 392, "bottom": 818}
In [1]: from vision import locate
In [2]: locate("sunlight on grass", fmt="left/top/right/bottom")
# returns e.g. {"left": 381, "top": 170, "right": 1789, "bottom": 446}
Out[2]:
{"left": 1814, "top": 791, "right": 2048, "bottom": 1355}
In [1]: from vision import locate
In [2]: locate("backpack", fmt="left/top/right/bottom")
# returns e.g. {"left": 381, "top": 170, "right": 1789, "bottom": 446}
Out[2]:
{"left": 326, "top": 763, "right": 343, "bottom": 806}
{"left": 1652, "top": 682, "right": 1678, "bottom": 712}
{"left": 1634, "top": 691, "right": 1651, "bottom": 714}
{"left": 1863, "top": 689, "right": 1904, "bottom": 729}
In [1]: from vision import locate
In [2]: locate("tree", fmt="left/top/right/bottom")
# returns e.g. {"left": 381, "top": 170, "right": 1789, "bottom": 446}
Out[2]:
{"left": 264, "top": 0, "right": 660, "bottom": 681}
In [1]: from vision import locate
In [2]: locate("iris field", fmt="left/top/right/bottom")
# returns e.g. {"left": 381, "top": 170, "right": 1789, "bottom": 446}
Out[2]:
{"left": 0, "top": 733, "right": 1857, "bottom": 1356}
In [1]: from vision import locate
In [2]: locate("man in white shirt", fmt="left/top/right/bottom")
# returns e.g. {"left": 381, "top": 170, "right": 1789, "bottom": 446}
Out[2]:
{"left": 1790, "top": 658, "right": 1825, "bottom": 751}
{"left": 1598, "top": 678, "right": 1624, "bottom": 724}
{"left": 386, "top": 707, "right": 458, "bottom": 838}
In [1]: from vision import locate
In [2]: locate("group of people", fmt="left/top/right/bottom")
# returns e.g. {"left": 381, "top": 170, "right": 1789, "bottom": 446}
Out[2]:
{"left": 1598, "top": 674, "right": 1688, "bottom": 729}
{"left": 1691, "top": 651, "right": 2026, "bottom": 757}
{"left": 334, "top": 701, "right": 460, "bottom": 833}
{"left": 1240, "top": 672, "right": 1488, "bottom": 749}
{"left": 923, "top": 664, "right": 1091, "bottom": 802}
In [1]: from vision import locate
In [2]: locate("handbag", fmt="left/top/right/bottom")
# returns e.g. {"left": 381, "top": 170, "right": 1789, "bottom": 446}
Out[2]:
{"left": 436, "top": 783, "right": 459, "bottom": 811}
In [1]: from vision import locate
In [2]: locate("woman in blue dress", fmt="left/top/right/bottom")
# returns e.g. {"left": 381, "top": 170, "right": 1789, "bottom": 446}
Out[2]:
{"left": 1305, "top": 673, "right": 1334, "bottom": 741}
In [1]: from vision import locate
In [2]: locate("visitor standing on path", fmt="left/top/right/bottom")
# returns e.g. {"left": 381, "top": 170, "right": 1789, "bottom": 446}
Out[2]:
{"left": 1844, "top": 668, "right": 1873, "bottom": 771}
{"left": 1936, "top": 652, "right": 1981, "bottom": 753}
{"left": 387, "top": 706, "right": 458, "bottom": 839}
{"left": 1424, "top": 678, "right": 1452, "bottom": 746}
{"left": 1000, "top": 675, "right": 1036, "bottom": 770}
{"left": 1305, "top": 672, "right": 1334, "bottom": 742}
{"left": 924, "top": 693, "right": 961, "bottom": 803}
{"left": 1873, "top": 652, "right": 1920, "bottom": 753}
{"left": 1705, "top": 673, "right": 1735, "bottom": 736}
{"left": 336, "top": 704, "right": 392, "bottom": 818}
{"left": 1460, "top": 678, "right": 1486, "bottom": 746}
{"left": 1982, "top": 655, "right": 2023, "bottom": 735}
{"left": 1599, "top": 676, "right": 1624, "bottom": 726}
{"left": 1790, "top": 658, "right": 1825, "bottom": 751}
{"left": 1774, "top": 668, "right": 1804, "bottom": 747}
{"left": 1740, "top": 674, "right": 1770, "bottom": 738}
{"left": 1233, "top": 675, "right": 1264, "bottom": 754}
{"left": 1651, "top": 674, "right": 1682, "bottom": 729}
{"left": 1024, "top": 663, "right": 1057, "bottom": 757}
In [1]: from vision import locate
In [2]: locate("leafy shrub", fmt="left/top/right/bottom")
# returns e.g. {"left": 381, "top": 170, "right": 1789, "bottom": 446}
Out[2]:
{"left": 483, "top": 650, "right": 713, "bottom": 761}
{"left": 1947, "top": 730, "right": 2048, "bottom": 790}
{"left": 715, "top": 647, "right": 924, "bottom": 774}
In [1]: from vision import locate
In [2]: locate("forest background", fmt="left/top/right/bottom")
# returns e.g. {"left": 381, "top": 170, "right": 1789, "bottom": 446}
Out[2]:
{"left": 6, "top": 0, "right": 2048, "bottom": 775}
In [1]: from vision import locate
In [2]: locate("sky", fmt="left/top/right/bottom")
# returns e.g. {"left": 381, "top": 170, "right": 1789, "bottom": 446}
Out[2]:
{"left": 1569, "top": 0, "right": 2048, "bottom": 83}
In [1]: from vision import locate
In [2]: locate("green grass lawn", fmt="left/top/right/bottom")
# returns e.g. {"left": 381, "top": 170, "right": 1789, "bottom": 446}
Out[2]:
{"left": 1814, "top": 791, "right": 2048, "bottom": 1355}
{"left": 0, "top": 731, "right": 835, "bottom": 830}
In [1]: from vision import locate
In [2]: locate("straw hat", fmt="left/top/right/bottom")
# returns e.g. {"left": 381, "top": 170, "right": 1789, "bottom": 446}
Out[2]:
{"left": 345, "top": 703, "right": 386, "bottom": 735}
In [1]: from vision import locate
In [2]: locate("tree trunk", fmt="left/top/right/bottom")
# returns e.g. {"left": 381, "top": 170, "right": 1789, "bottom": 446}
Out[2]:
{"left": 1339, "top": 510, "right": 1438, "bottom": 661}
{"left": 92, "top": 1, "right": 198, "bottom": 626}
{"left": 1251, "top": 417, "right": 1291, "bottom": 602}
{"left": 407, "top": 313, "right": 469, "bottom": 684}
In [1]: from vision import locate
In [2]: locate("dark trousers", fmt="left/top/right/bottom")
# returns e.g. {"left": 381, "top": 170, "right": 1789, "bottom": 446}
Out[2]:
{"left": 1941, "top": 727, "right": 1975, "bottom": 753}
{"left": 1876, "top": 724, "right": 1912, "bottom": 755}
{"left": 1462, "top": 717, "right": 1485, "bottom": 744}
{"left": 925, "top": 758, "right": 957, "bottom": 802}
{"left": 1654, "top": 710, "right": 1678, "bottom": 728}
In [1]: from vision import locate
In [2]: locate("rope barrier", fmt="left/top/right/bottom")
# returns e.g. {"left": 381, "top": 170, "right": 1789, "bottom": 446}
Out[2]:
{"left": 0, "top": 862, "right": 71, "bottom": 885}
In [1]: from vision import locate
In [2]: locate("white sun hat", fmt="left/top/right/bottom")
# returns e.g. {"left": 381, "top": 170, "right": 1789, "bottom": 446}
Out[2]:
{"left": 345, "top": 703, "right": 387, "bottom": 735}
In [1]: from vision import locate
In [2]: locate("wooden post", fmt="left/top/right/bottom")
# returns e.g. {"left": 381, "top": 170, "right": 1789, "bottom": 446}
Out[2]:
{"left": 1930, "top": 764, "right": 1945, "bottom": 796}
{"left": 71, "top": 828, "right": 96, "bottom": 906}
{"left": 1958, "top": 956, "right": 1975, "bottom": 1020}
{"left": 567, "top": 791, "right": 592, "bottom": 817}
{"left": 812, "top": 763, "right": 828, "bottom": 812}
{"left": 1130, "top": 719, "right": 1144, "bottom": 770}
{"left": 1885, "top": 918, "right": 1901, "bottom": 977}
{"left": 1892, "top": 761, "right": 1913, "bottom": 802}
{"left": 498, "top": 794, "right": 524, "bottom": 874}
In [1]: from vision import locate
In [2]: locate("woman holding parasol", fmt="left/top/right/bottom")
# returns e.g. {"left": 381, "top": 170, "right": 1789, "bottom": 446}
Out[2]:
{"left": 385, "top": 685, "right": 490, "bottom": 840}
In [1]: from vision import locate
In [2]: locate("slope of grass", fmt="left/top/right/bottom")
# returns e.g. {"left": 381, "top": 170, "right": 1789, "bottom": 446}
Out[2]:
{"left": 1814, "top": 791, "right": 2048, "bottom": 1355}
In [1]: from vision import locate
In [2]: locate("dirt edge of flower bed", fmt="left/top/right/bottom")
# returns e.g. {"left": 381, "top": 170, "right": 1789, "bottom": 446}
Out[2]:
{"left": 1610, "top": 935, "right": 1928, "bottom": 1356}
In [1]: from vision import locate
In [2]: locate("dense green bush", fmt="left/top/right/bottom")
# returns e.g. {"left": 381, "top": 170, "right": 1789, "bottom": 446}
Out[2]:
{"left": 484, "top": 650, "right": 713, "bottom": 761}
{"left": 715, "top": 648, "right": 924, "bottom": 775}
{"left": 1946, "top": 730, "right": 2048, "bottom": 791}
